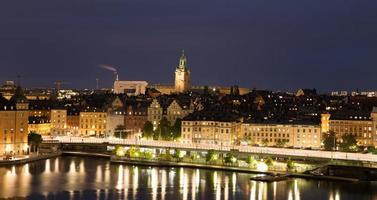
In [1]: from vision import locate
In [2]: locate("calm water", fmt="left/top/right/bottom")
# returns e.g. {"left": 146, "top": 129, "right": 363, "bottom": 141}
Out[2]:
{"left": 0, "top": 156, "right": 376, "bottom": 200}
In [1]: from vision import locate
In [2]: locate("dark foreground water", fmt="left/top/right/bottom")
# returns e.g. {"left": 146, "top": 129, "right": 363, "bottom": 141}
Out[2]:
{"left": 0, "top": 156, "right": 376, "bottom": 200}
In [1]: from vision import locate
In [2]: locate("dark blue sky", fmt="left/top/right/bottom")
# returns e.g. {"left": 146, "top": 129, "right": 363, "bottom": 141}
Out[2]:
{"left": 1, "top": 0, "right": 377, "bottom": 92}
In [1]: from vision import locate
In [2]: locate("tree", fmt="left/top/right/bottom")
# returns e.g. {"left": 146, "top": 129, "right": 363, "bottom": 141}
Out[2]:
{"left": 114, "top": 145, "right": 125, "bottom": 157}
{"left": 114, "top": 125, "right": 128, "bottom": 139}
{"left": 191, "top": 152, "right": 200, "bottom": 161}
{"left": 339, "top": 134, "right": 358, "bottom": 152}
{"left": 286, "top": 159, "right": 295, "bottom": 171}
{"left": 276, "top": 139, "right": 287, "bottom": 148}
{"left": 261, "top": 139, "right": 269, "bottom": 147}
{"left": 28, "top": 131, "right": 42, "bottom": 153}
{"left": 323, "top": 131, "right": 337, "bottom": 151}
{"left": 173, "top": 149, "right": 184, "bottom": 161}
{"left": 206, "top": 149, "right": 218, "bottom": 162}
{"left": 246, "top": 156, "right": 255, "bottom": 166}
{"left": 126, "top": 146, "right": 141, "bottom": 158}
{"left": 171, "top": 118, "right": 182, "bottom": 140}
{"left": 224, "top": 153, "right": 237, "bottom": 164}
{"left": 158, "top": 149, "right": 173, "bottom": 161}
{"left": 142, "top": 150, "right": 154, "bottom": 160}
{"left": 142, "top": 121, "right": 154, "bottom": 139}
{"left": 158, "top": 117, "right": 171, "bottom": 140}
{"left": 264, "top": 157, "right": 274, "bottom": 167}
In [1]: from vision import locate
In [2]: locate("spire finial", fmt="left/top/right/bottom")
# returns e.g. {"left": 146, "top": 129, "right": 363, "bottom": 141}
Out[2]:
{"left": 17, "top": 75, "right": 21, "bottom": 87}
{"left": 182, "top": 49, "right": 185, "bottom": 56}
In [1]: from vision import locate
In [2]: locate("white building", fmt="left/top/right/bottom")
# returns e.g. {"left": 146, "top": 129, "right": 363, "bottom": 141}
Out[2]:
{"left": 113, "top": 81, "right": 148, "bottom": 96}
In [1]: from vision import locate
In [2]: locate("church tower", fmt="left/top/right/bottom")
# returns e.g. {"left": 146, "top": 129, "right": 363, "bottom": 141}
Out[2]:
{"left": 175, "top": 50, "right": 191, "bottom": 93}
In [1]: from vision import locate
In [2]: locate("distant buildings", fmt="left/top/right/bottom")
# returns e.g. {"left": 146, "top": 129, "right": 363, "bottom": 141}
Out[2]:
{"left": 3, "top": 51, "right": 377, "bottom": 151}
{"left": 113, "top": 80, "right": 148, "bottom": 96}
{"left": 151, "top": 51, "right": 250, "bottom": 95}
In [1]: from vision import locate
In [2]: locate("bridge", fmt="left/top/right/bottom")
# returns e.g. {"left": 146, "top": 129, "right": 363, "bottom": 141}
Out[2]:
{"left": 42, "top": 136, "right": 377, "bottom": 163}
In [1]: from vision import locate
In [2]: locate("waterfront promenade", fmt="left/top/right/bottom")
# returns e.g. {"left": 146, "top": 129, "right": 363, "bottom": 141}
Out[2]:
{"left": 43, "top": 136, "right": 377, "bottom": 163}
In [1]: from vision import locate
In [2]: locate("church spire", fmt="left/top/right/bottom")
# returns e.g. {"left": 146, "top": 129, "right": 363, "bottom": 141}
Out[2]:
{"left": 178, "top": 49, "right": 187, "bottom": 70}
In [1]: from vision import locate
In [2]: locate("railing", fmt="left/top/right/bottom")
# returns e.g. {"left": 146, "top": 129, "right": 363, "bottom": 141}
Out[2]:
{"left": 42, "top": 136, "right": 377, "bottom": 163}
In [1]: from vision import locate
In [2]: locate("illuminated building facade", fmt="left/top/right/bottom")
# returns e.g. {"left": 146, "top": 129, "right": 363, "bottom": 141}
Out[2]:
{"left": 181, "top": 120, "right": 241, "bottom": 145}
{"left": 241, "top": 123, "right": 322, "bottom": 148}
{"left": 50, "top": 109, "right": 67, "bottom": 135}
{"left": 147, "top": 99, "right": 163, "bottom": 130}
{"left": 174, "top": 51, "right": 191, "bottom": 93}
{"left": 0, "top": 87, "right": 29, "bottom": 155}
{"left": 321, "top": 108, "right": 377, "bottom": 146}
{"left": 79, "top": 111, "right": 107, "bottom": 136}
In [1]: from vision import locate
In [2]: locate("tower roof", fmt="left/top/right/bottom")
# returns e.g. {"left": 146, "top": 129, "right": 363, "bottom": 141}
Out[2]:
{"left": 177, "top": 50, "right": 188, "bottom": 71}
{"left": 9, "top": 86, "right": 28, "bottom": 104}
{"left": 180, "top": 50, "right": 186, "bottom": 60}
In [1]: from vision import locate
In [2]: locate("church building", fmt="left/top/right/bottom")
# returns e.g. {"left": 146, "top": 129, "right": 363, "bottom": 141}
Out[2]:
{"left": 174, "top": 50, "right": 191, "bottom": 93}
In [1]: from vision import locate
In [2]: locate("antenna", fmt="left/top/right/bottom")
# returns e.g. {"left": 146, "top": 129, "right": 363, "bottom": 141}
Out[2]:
{"left": 17, "top": 75, "right": 21, "bottom": 87}
{"left": 96, "top": 78, "right": 99, "bottom": 89}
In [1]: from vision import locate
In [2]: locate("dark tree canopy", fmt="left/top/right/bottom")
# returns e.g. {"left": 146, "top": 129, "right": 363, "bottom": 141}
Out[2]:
{"left": 323, "top": 131, "right": 337, "bottom": 151}
{"left": 142, "top": 121, "right": 154, "bottom": 139}
{"left": 339, "top": 134, "right": 358, "bottom": 152}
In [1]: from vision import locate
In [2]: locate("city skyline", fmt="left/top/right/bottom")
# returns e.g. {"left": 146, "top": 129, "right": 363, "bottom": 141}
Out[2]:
{"left": 1, "top": 0, "right": 377, "bottom": 92}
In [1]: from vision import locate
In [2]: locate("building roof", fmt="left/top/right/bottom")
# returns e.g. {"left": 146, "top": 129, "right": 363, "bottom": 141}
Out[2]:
{"left": 183, "top": 110, "right": 240, "bottom": 122}
{"left": 329, "top": 110, "right": 372, "bottom": 121}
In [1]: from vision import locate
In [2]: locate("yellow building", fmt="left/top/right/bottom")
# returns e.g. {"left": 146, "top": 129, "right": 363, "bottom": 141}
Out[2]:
{"left": 28, "top": 116, "right": 51, "bottom": 135}
{"left": 67, "top": 112, "right": 80, "bottom": 135}
{"left": 166, "top": 100, "right": 193, "bottom": 125}
{"left": 321, "top": 109, "right": 377, "bottom": 146}
{"left": 181, "top": 120, "right": 241, "bottom": 145}
{"left": 79, "top": 111, "right": 107, "bottom": 136}
{"left": 175, "top": 51, "right": 191, "bottom": 93}
{"left": 147, "top": 99, "right": 163, "bottom": 130}
{"left": 241, "top": 123, "right": 322, "bottom": 149}
{"left": 50, "top": 109, "right": 67, "bottom": 135}
{"left": 0, "top": 87, "right": 29, "bottom": 155}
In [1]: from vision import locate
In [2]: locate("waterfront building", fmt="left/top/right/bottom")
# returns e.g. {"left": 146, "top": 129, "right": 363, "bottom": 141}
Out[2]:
{"left": 241, "top": 122, "right": 322, "bottom": 148}
{"left": 321, "top": 108, "right": 377, "bottom": 146}
{"left": 0, "top": 87, "right": 29, "bottom": 155}
{"left": 181, "top": 120, "right": 241, "bottom": 145}
{"left": 79, "top": 111, "right": 107, "bottom": 136}
{"left": 124, "top": 104, "right": 147, "bottom": 139}
{"left": 105, "top": 96, "right": 125, "bottom": 136}
{"left": 50, "top": 109, "right": 67, "bottom": 135}
{"left": 181, "top": 111, "right": 241, "bottom": 145}
{"left": 66, "top": 109, "right": 80, "bottom": 135}
{"left": 28, "top": 116, "right": 51, "bottom": 135}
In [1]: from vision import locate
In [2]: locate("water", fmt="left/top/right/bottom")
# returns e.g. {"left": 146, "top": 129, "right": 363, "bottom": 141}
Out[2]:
{"left": 0, "top": 156, "right": 376, "bottom": 200}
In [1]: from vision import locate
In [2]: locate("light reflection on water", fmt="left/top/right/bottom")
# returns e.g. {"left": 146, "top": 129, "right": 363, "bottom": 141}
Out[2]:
{"left": 0, "top": 156, "right": 376, "bottom": 200}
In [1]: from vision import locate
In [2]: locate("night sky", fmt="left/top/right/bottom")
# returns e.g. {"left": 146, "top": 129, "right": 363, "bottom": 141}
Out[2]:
{"left": 1, "top": 0, "right": 377, "bottom": 92}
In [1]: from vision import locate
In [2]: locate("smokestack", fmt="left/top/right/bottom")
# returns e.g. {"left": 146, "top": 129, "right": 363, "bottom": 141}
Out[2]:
{"left": 99, "top": 64, "right": 119, "bottom": 82}
{"left": 96, "top": 78, "right": 99, "bottom": 89}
